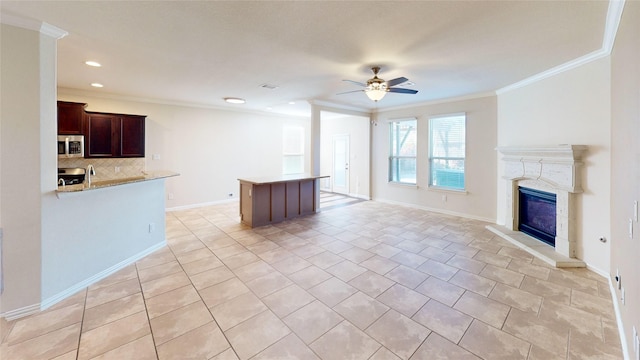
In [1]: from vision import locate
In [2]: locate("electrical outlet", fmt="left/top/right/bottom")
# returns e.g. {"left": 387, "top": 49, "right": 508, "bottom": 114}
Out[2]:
{"left": 630, "top": 219, "right": 634, "bottom": 239}
{"left": 615, "top": 268, "right": 621, "bottom": 289}
{"left": 621, "top": 287, "right": 625, "bottom": 305}
{"left": 168, "top": 193, "right": 174, "bottom": 200}
{"left": 228, "top": 193, "right": 233, "bottom": 197}
{"left": 115, "top": 166, "right": 120, "bottom": 173}
{"left": 148, "top": 223, "right": 155, "bottom": 233}
{"left": 152, "top": 154, "right": 161, "bottom": 160}
{"left": 442, "top": 194, "right": 447, "bottom": 202}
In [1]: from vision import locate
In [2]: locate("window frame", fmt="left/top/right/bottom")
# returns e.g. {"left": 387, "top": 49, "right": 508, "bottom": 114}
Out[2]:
{"left": 282, "top": 126, "right": 305, "bottom": 175}
{"left": 428, "top": 113, "right": 466, "bottom": 191}
{"left": 388, "top": 118, "right": 418, "bottom": 185}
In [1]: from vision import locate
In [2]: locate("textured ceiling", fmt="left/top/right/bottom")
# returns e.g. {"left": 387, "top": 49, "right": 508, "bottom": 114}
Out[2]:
{"left": 1, "top": 1, "right": 609, "bottom": 116}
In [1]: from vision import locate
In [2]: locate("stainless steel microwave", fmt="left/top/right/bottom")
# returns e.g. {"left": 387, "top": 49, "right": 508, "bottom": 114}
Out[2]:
{"left": 57, "top": 135, "right": 84, "bottom": 158}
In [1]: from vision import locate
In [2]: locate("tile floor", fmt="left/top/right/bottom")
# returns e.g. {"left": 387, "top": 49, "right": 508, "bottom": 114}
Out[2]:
{"left": 0, "top": 198, "right": 623, "bottom": 359}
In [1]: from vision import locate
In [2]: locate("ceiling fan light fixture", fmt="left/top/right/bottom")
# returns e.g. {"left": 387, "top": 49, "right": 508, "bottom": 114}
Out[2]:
{"left": 365, "top": 82, "right": 387, "bottom": 102}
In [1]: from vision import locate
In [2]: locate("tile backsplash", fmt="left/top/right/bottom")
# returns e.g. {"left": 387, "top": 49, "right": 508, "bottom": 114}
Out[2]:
{"left": 58, "top": 158, "right": 145, "bottom": 181}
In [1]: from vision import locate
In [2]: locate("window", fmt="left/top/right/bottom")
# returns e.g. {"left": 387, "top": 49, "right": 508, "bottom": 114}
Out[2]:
{"left": 429, "top": 114, "right": 466, "bottom": 190}
{"left": 283, "top": 126, "right": 304, "bottom": 174}
{"left": 389, "top": 119, "right": 417, "bottom": 184}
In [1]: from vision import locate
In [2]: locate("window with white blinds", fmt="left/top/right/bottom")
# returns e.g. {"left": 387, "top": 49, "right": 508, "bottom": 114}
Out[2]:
{"left": 429, "top": 114, "right": 466, "bottom": 190}
{"left": 389, "top": 118, "right": 417, "bottom": 184}
{"left": 283, "top": 126, "right": 304, "bottom": 174}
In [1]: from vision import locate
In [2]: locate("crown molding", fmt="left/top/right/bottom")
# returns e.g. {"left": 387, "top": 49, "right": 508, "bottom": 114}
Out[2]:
{"left": 57, "top": 87, "right": 308, "bottom": 120}
{"left": 307, "top": 99, "right": 370, "bottom": 116}
{"left": 497, "top": 0, "right": 625, "bottom": 95}
{"left": 1, "top": 13, "right": 67, "bottom": 39}
{"left": 602, "top": 0, "right": 626, "bottom": 54}
{"left": 40, "top": 22, "right": 68, "bottom": 39}
{"left": 376, "top": 91, "right": 497, "bottom": 114}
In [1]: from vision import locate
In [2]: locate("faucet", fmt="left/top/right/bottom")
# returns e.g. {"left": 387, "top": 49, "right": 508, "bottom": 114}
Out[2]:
{"left": 86, "top": 164, "right": 96, "bottom": 186}
{"left": 58, "top": 178, "right": 65, "bottom": 188}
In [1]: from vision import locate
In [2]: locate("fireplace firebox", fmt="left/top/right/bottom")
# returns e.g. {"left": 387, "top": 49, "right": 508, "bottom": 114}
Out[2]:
{"left": 518, "top": 187, "right": 556, "bottom": 246}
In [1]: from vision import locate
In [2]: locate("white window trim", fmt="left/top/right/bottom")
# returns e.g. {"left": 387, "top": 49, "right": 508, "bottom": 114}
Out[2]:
{"left": 388, "top": 117, "right": 418, "bottom": 185}
{"left": 428, "top": 113, "right": 466, "bottom": 191}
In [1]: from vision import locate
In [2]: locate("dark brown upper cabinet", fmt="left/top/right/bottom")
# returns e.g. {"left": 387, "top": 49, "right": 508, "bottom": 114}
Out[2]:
{"left": 57, "top": 101, "right": 86, "bottom": 135}
{"left": 57, "top": 101, "right": 146, "bottom": 158}
{"left": 120, "top": 115, "right": 145, "bottom": 157}
{"left": 85, "top": 112, "right": 145, "bottom": 158}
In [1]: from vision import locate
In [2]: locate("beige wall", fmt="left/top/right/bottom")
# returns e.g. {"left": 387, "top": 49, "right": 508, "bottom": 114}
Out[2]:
{"left": 497, "top": 58, "right": 611, "bottom": 273}
{"left": 610, "top": 1, "right": 640, "bottom": 356}
{"left": 372, "top": 95, "right": 498, "bottom": 222}
{"left": 320, "top": 112, "right": 370, "bottom": 199}
{"left": 57, "top": 91, "right": 310, "bottom": 209}
{"left": 0, "top": 24, "right": 45, "bottom": 314}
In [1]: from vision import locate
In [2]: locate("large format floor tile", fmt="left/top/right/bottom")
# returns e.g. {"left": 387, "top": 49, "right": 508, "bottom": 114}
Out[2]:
{"left": 0, "top": 197, "right": 623, "bottom": 359}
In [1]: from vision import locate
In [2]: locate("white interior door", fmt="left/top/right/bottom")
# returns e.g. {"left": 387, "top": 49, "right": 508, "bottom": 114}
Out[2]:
{"left": 332, "top": 134, "right": 350, "bottom": 195}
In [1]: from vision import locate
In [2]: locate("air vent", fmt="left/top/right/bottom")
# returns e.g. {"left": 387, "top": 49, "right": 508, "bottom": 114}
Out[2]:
{"left": 260, "top": 83, "right": 279, "bottom": 90}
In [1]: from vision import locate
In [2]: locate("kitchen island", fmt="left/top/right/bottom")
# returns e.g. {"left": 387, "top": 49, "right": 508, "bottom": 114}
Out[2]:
{"left": 238, "top": 174, "right": 329, "bottom": 227}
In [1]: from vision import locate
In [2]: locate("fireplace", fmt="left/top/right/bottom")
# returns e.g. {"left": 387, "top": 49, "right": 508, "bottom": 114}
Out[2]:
{"left": 489, "top": 145, "right": 587, "bottom": 265}
{"left": 518, "top": 187, "right": 556, "bottom": 246}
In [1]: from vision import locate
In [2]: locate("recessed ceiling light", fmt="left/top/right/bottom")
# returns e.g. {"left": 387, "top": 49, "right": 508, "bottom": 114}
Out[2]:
{"left": 90, "top": 83, "right": 104, "bottom": 88}
{"left": 288, "top": 101, "right": 296, "bottom": 105}
{"left": 224, "top": 97, "right": 246, "bottom": 104}
{"left": 85, "top": 61, "right": 101, "bottom": 67}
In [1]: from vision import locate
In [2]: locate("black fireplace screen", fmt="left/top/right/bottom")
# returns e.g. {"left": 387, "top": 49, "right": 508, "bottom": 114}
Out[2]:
{"left": 518, "top": 187, "right": 557, "bottom": 246}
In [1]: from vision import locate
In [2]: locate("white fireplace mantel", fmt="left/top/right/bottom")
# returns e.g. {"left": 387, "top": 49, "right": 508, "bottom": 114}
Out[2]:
{"left": 496, "top": 144, "right": 587, "bottom": 193}
{"left": 490, "top": 144, "right": 588, "bottom": 267}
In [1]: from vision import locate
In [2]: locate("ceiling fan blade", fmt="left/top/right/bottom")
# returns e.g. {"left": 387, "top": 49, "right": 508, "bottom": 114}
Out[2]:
{"left": 388, "top": 88, "right": 418, "bottom": 94}
{"left": 386, "top": 77, "right": 408, "bottom": 87}
{"left": 336, "top": 89, "right": 365, "bottom": 95}
{"left": 342, "top": 79, "right": 367, "bottom": 87}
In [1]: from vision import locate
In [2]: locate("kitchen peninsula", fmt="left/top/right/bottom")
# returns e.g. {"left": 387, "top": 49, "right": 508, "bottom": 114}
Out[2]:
{"left": 238, "top": 174, "right": 329, "bottom": 227}
{"left": 56, "top": 170, "right": 179, "bottom": 196}
{"left": 44, "top": 170, "right": 179, "bottom": 310}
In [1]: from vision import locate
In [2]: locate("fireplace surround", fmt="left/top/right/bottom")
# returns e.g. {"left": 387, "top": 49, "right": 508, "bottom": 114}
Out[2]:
{"left": 488, "top": 145, "right": 587, "bottom": 267}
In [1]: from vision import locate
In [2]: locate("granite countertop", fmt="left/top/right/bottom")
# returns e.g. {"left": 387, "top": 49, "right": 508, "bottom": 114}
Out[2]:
{"left": 238, "top": 174, "right": 329, "bottom": 185}
{"left": 57, "top": 170, "right": 179, "bottom": 193}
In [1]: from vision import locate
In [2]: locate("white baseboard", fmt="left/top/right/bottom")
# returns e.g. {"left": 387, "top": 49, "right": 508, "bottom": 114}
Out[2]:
{"left": 585, "top": 263, "right": 609, "bottom": 278}
{"left": 0, "top": 303, "right": 41, "bottom": 321}
{"left": 166, "top": 198, "right": 237, "bottom": 212}
{"left": 373, "top": 197, "right": 495, "bottom": 223}
{"left": 608, "top": 276, "right": 631, "bottom": 360}
{"left": 38, "top": 241, "right": 167, "bottom": 313}
{"left": 348, "top": 193, "right": 371, "bottom": 200}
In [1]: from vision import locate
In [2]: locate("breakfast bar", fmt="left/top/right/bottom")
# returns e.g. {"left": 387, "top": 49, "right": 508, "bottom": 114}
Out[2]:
{"left": 238, "top": 174, "right": 329, "bottom": 227}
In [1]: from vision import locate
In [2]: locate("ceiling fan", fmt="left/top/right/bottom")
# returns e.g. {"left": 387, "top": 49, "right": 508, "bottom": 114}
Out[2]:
{"left": 338, "top": 66, "right": 418, "bottom": 102}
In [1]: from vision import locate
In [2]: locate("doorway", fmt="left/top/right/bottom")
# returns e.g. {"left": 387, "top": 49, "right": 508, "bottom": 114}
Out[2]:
{"left": 319, "top": 110, "right": 370, "bottom": 199}
{"left": 332, "top": 134, "right": 350, "bottom": 195}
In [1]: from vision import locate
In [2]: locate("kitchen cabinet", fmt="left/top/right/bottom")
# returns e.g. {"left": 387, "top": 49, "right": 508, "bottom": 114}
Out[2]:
{"left": 57, "top": 101, "right": 86, "bottom": 135}
{"left": 86, "top": 112, "right": 145, "bottom": 158}
{"left": 120, "top": 115, "right": 145, "bottom": 157}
